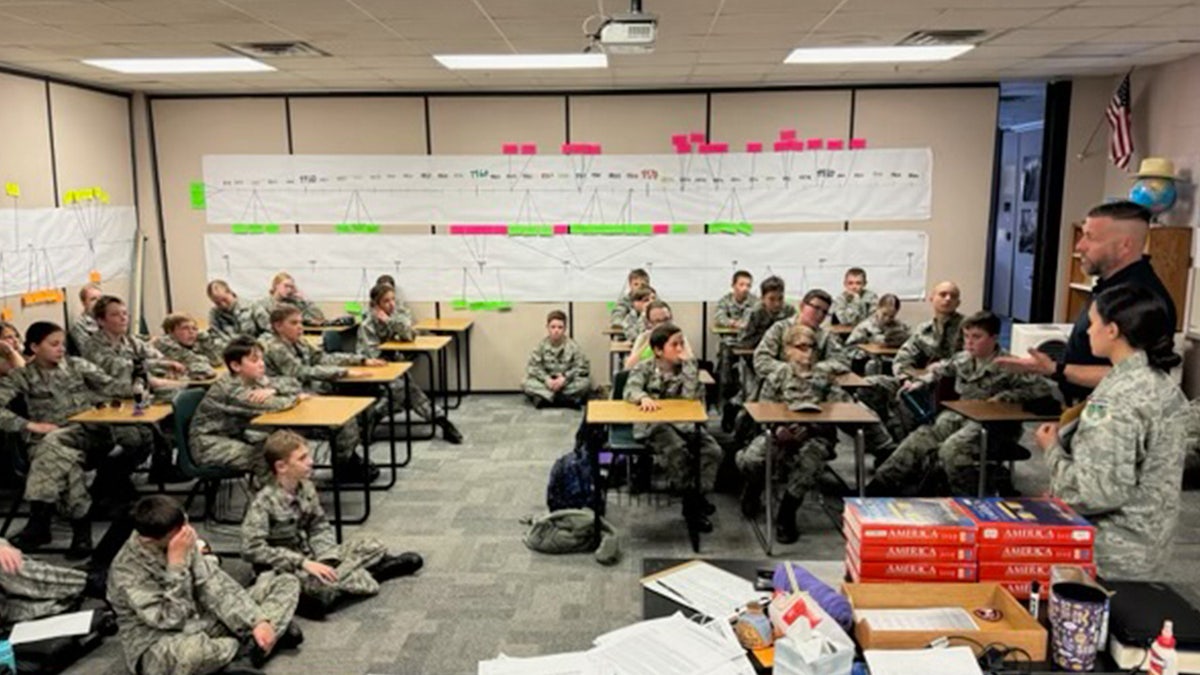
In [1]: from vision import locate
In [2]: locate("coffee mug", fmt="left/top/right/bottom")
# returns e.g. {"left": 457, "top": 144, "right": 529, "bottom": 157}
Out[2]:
{"left": 1049, "top": 581, "right": 1108, "bottom": 671}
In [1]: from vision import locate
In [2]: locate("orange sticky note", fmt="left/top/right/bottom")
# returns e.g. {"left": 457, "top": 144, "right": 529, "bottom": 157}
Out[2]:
{"left": 89, "top": 270, "right": 102, "bottom": 283}
{"left": 0, "top": 307, "right": 11, "bottom": 321}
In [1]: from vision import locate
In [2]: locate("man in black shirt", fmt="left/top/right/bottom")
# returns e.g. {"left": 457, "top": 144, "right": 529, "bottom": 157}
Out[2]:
{"left": 999, "top": 201, "right": 1176, "bottom": 401}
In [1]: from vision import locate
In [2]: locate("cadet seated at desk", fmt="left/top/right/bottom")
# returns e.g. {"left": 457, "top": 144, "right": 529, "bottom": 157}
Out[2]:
{"left": 624, "top": 301, "right": 694, "bottom": 370}
{"left": 206, "top": 279, "right": 250, "bottom": 349}
{"left": 845, "top": 294, "right": 911, "bottom": 373}
{"left": 154, "top": 313, "right": 220, "bottom": 380}
{"left": 714, "top": 270, "right": 756, "bottom": 417}
{"left": 244, "top": 271, "right": 326, "bottom": 338}
{"left": 830, "top": 266, "right": 879, "bottom": 327}
{"left": 611, "top": 267, "right": 651, "bottom": 327}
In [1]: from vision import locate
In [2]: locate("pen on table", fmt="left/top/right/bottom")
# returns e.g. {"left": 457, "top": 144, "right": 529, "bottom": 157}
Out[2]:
{"left": 1029, "top": 581, "right": 1041, "bottom": 620}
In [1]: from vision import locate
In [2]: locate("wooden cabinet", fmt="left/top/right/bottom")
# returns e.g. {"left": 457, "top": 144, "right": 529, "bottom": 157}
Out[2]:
{"left": 1062, "top": 223, "right": 1192, "bottom": 330}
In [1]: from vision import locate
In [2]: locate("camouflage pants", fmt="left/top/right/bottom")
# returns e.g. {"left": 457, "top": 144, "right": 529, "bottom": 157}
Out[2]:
{"left": 303, "top": 536, "right": 388, "bottom": 600}
{"left": 871, "top": 411, "right": 984, "bottom": 495}
{"left": 736, "top": 428, "right": 837, "bottom": 500}
{"left": 716, "top": 343, "right": 740, "bottom": 403}
{"left": 636, "top": 424, "right": 722, "bottom": 493}
{"left": 190, "top": 434, "right": 270, "bottom": 483}
{"left": 136, "top": 570, "right": 299, "bottom": 675}
{"left": 385, "top": 378, "right": 438, "bottom": 422}
{"left": 25, "top": 424, "right": 153, "bottom": 520}
{"left": 0, "top": 556, "right": 87, "bottom": 624}
{"left": 857, "top": 376, "right": 909, "bottom": 441}
{"left": 522, "top": 375, "right": 590, "bottom": 405}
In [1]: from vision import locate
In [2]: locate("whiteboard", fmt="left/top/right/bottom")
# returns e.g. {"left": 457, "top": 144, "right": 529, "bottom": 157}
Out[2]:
{"left": 201, "top": 150, "right": 932, "bottom": 225}
{"left": 0, "top": 205, "right": 137, "bottom": 295}
{"left": 204, "top": 230, "right": 928, "bottom": 303}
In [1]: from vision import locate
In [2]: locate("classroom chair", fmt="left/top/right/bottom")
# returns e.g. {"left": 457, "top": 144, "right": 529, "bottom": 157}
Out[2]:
{"left": 171, "top": 388, "right": 248, "bottom": 524}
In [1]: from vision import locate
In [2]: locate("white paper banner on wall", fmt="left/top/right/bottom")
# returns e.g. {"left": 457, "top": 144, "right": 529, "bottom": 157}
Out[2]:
{"left": 0, "top": 205, "right": 137, "bottom": 295}
{"left": 201, "top": 150, "right": 932, "bottom": 225}
{"left": 205, "top": 230, "right": 928, "bottom": 303}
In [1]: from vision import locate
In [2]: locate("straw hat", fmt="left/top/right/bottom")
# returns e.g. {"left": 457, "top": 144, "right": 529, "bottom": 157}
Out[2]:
{"left": 1135, "top": 157, "right": 1176, "bottom": 179}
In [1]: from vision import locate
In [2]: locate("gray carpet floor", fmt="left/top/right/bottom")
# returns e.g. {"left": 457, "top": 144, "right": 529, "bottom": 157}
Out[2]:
{"left": 53, "top": 394, "right": 1200, "bottom": 674}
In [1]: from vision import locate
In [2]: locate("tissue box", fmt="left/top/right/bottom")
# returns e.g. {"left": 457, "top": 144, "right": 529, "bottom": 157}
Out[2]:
{"left": 774, "top": 603, "right": 855, "bottom": 675}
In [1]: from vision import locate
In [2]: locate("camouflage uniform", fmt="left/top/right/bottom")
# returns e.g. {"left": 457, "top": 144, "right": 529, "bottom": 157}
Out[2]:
{"left": 621, "top": 310, "right": 646, "bottom": 343}
{"left": 610, "top": 291, "right": 633, "bottom": 327}
{"left": 735, "top": 303, "right": 797, "bottom": 403}
{"left": 523, "top": 337, "right": 591, "bottom": 405}
{"left": 242, "top": 479, "right": 387, "bottom": 602}
{"left": 357, "top": 310, "right": 438, "bottom": 422}
{"left": 623, "top": 359, "right": 721, "bottom": 493}
{"left": 69, "top": 313, "right": 98, "bottom": 353}
{"left": 846, "top": 314, "right": 912, "bottom": 368}
{"left": 154, "top": 335, "right": 218, "bottom": 380}
{"left": 831, "top": 289, "right": 878, "bottom": 327}
{"left": 871, "top": 348, "right": 1054, "bottom": 495}
{"left": 261, "top": 334, "right": 364, "bottom": 461}
{"left": 240, "top": 298, "right": 275, "bottom": 338}
{"left": 1045, "top": 351, "right": 1188, "bottom": 580}
{"left": 207, "top": 301, "right": 248, "bottom": 346}
{"left": 626, "top": 332, "right": 695, "bottom": 369}
{"left": 108, "top": 534, "right": 299, "bottom": 675}
{"left": 753, "top": 319, "right": 851, "bottom": 385}
{"left": 0, "top": 358, "right": 146, "bottom": 519}
{"left": 736, "top": 367, "right": 848, "bottom": 500}
{"left": 714, "top": 291, "right": 757, "bottom": 401}
{"left": 80, "top": 332, "right": 173, "bottom": 381}
{"left": 0, "top": 537, "right": 88, "bottom": 624}
{"left": 190, "top": 375, "right": 301, "bottom": 482}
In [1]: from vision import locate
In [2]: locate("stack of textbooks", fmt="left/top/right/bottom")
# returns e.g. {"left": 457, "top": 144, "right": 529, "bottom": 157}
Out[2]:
{"left": 958, "top": 497, "right": 1096, "bottom": 599}
{"left": 844, "top": 498, "right": 978, "bottom": 583}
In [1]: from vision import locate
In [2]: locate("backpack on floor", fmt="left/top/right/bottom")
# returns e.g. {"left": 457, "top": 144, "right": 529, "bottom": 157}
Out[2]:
{"left": 522, "top": 508, "right": 620, "bottom": 565}
{"left": 545, "top": 420, "right": 600, "bottom": 511}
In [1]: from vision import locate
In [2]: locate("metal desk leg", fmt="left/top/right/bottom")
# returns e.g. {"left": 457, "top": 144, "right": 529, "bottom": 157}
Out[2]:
{"left": 331, "top": 427, "right": 343, "bottom": 543}
{"left": 445, "top": 331, "right": 465, "bottom": 410}
{"left": 978, "top": 425, "right": 989, "bottom": 498}
{"left": 464, "top": 327, "right": 472, "bottom": 395}
{"left": 689, "top": 424, "right": 701, "bottom": 554}
{"left": 368, "top": 382, "right": 398, "bottom": 491}
{"left": 855, "top": 428, "right": 867, "bottom": 498}
{"left": 396, "top": 374, "right": 413, "bottom": 467}
{"left": 764, "top": 427, "right": 774, "bottom": 556}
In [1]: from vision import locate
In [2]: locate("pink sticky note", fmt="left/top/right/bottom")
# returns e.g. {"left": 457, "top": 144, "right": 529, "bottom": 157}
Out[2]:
{"left": 501, "top": 143, "right": 519, "bottom": 155}
{"left": 561, "top": 143, "right": 573, "bottom": 154}
{"left": 850, "top": 138, "right": 867, "bottom": 149}
{"left": 746, "top": 142, "right": 763, "bottom": 153}
{"left": 451, "top": 224, "right": 507, "bottom": 235}
{"left": 589, "top": 143, "right": 603, "bottom": 154}
{"left": 689, "top": 132, "right": 705, "bottom": 143}
{"left": 827, "top": 139, "right": 845, "bottom": 150}
{"left": 806, "top": 138, "right": 823, "bottom": 150}
{"left": 675, "top": 143, "right": 693, "bottom": 154}
{"left": 773, "top": 141, "right": 791, "bottom": 152}
{"left": 779, "top": 129, "right": 797, "bottom": 141}
{"left": 698, "top": 143, "right": 713, "bottom": 154}
{"left": 553, "top": 224, "right": 570, "bottom": 235}
{"left": 671, "top": 134, "right": 688, "bottom": 145}
{"left": 652, "top": 223, "right": 669, "bottom": 234}
{"left": 520, "top": 143, "right": 537, "bottom": 155}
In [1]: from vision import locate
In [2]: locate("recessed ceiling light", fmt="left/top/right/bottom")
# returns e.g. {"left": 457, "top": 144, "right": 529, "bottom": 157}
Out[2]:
{"left": 784, "top": 45, "right": 975, "bottom": 64}
{"left": 81, "top": 57, "right": 275, "bottom": 74}
{"left": 433, "top": 53, "right": 608, "bottom": 70}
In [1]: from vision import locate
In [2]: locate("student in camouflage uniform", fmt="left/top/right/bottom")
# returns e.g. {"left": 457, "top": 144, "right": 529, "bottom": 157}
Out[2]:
{"left": 830, "top": 267, "right": 879, "bottom": 327}
{"left": 624, "top": 323, "right": 722, "bottom": 532}
{"left": 190, "top": 337, "right": 304, "bottom": 483}
{"left": 1035, "top": 286, "right": 1188, "bottom": 580}
{"left": 69, "top": 283, "right": 102, "bottom": 353}
{"left": 242, "top": 432, "right": 423, "bottom": 619}
{"left": 736, "top": 324, "right": 848, "bottom": 544}
{"left": 610, "top": 268, "right": 650, "bottom": 326}
{"left": 155, "top": 314, "right": 220, "bottom": 380}
{"left": 358, "top": 283, "right": 463, "bottom": 444}
{"left": 523, "top": 310, "right": 591, "bottom": 408}
{"left": 734, "top": 276, "right": 797, "bottom": 410}
{"left": 0, "top": 536, "right": 105, "bottom": 625}
{"left": 624, "top": 301, "right": 695, "bottom": 370}
{"left": 621, "top": 286, "right": 656, "bottom": 342}
{"left": 205, "top": 280, "right": 249, "bottom": 348}
{"left": 868, "top": 311, "right": 1054, "bottom": 496}
{"left": 81, "top": 295, "right": 185, "bottom": 383}
{"left": 0, "top": 322, "right": 179, "bottom": 557}
{"left": 109, "top": 495, "right": 302, "bottom": 675}
{"left": 714, "top": 270, "right": 756, "bottom": 410}
{"left": 752, "top": 289, "right": 851, "bottom": 384}
{"left": 243, "top": 272, "right": 327, "bottom": 337}
{"left": 0, "top": 322, "right": 24, "bottom": 377}
{"left": 262, "top": 306, "right": 379, "bottom": 482}
{"left": 846, "top": 294, "right": 912, "bottom": 372}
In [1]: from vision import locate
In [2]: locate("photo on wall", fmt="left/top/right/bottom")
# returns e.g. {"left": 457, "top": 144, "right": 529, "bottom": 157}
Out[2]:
{"left": 1018, "top": 208, "right": 1037, "bottom": 254}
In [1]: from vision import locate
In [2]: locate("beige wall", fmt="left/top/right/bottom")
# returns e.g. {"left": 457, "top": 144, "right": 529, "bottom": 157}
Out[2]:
{"left": 146, "top": 86, "right": 999, "bottom": 391}
{"left": 0, "top": 72, "right": 135, "bottom": 333}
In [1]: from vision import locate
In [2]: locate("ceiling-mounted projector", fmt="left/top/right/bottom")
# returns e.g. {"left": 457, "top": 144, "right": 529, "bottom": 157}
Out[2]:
{"left": 597, "top": 1, "right": 657, "bottom": 54}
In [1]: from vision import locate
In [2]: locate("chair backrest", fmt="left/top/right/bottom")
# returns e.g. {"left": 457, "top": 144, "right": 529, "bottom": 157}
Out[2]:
{"left": 1037, "top": 339, "right": 1067, "bottom": 363}
{"left": 322, "top": 329, "right": 341, "bottom": 353}
{"left": 171, "top": 388, "right": 207, "bottom": 476}
{"left": 611, "top": 370, "right": 630, "bottom": 400}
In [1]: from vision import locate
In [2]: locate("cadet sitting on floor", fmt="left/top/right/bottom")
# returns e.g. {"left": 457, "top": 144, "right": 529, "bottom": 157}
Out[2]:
{"left": 109, "top": 495, "right": 303, "bottom": 675}
{"left": 0, "top": 535, "right": 107, "bottom": 626}
{"left": 242, "top": 431, "right": 423, "bottom": 620}
{"left": 523, "top": 309, "right": 591, "bottom": 409}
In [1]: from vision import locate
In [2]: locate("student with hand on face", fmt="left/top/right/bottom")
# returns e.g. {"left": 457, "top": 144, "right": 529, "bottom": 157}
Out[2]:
{"left": 206, "top": 279, "right": 248, "bottom": 348}
{"left": 831, "top": 267, "right": 878, "bottom": 327}
{"left": 625, "top": 300, "right": 694, "bottom": 370}
{"left": 70, "top": 283, "right": 103, "bottom": 351}
{"left": 0, "top": 321, "right": 25, "bottom": 377}
{"left": 611, "top": 268, "right": 651, "bottom": 327}
{"left": 1034, "top": 285, "right": 1187, "bottom": 580}
{"left": 245, "top": 272, "right": 326, "bottom": 337}
{"left": 155, "top": 313, "right": 220, "bottom": 380}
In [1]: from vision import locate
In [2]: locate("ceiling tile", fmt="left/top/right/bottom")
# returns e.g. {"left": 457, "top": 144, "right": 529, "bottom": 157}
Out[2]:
{"left": 100, "top": 0, "right": 252, "bottom": 24}
{"left": 0, "top": 2, "right": 146, "bottom": 24}
{"left": 985, "top": 27, "right": 1112, "bottom": 45}
{"left": 1137, "top": 4, "right": 1200, "bottom": 25}
{"left": 927, "top": 8, "right": 1055, "bottom": 30}
{"left": 1035, "top": 6, "right": 1177, "bottom": 28}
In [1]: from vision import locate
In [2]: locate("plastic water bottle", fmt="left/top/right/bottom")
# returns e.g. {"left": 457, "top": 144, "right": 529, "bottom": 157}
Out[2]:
{"left": 0, "top": 638, "right": 16, "bottom": 673}
{"left": 1149, "top": 619, "right": 1178, "bottom": 675}
{"left": 132, "top": 378, "right": 147, "bottom": 416}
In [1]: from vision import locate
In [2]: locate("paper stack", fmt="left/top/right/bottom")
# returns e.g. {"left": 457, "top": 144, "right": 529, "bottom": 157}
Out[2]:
{"left": 844, "top": 498, "right": 978, "bottom": 583}
{"left": 957, "top": 497, "right": 1096, "bottom": 599}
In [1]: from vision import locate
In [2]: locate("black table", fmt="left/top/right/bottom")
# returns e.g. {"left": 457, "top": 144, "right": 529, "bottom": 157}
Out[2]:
{"left": 641, "top": 558, "right": 1131, "bottom": 674}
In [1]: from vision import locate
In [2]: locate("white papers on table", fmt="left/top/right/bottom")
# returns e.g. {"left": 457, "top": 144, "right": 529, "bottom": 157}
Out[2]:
{"left": 864, "top": 646, "right": 984, "bottom": 675}
{"left": 477, "top": 651, "right": 598, "bottom": 675}
{"left": 8, "top": 610, "right": 93, "bottom": 645}
{"left": 856, "top": 607, "right": 979, "bottom": 631}
{"left": 590, "top": 613, "right": 747, "bottom": 675}
{"left": 641, "top": 561, "right": 761, "bottom": 620}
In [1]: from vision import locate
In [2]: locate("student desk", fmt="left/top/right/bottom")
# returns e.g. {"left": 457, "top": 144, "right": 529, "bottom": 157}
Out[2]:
{"left": 743, "top": 402, "right": 879, "bottom": 555}
{"left": 252, "top": 396, "right": 375, "bottom": 542}
{"left": 940, "top": 400, "right": 1061, "bottom": 497}
{"left": 378, "top": 335, "right": 452, "bottom": 438}
{"left": 829, "top": 324, "right": 855, "bottom": 336}
{"left": 414, "top": 318, "right": 473, "bottom": 409}
{"left": 834, "top": 372, "right": 869, "bottom": 388}
{"left": 602, "top": 326, "right": 626, "bottom": 340}
{"left": 68, "top": 401, "right": 179, "bottom": 491}
{"left": 609, "top": 340, "right": 632, "bottom": 380}
{"left": 698, "top": 370, "right": 716, "bottom": 386}
{"left": 185, "top": 365, "right": 226, "bottom": 388}
{"left": 334, "top": 362, "right": 413, "bottom": 489}
{"left": 711, "top": 326, "right": 739, "bottom": 336}
{"left": 302, "top": 322, "right": 357, "bottom": 334}
{"left": 585, "top": 400, "right": 710, "bottom": 552}
{"left": 302, "top": 334, "right": 322, "bottom": 348}
{"left": 858, "top": 342, "right": 898, "bottom": 375}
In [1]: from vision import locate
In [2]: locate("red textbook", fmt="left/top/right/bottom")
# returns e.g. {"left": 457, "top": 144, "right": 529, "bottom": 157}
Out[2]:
{"left": 955, "top": 497, "right": 1095, "bottom": 546}
{"left": 844, "top": 498, "right": 976, "bottom": 546}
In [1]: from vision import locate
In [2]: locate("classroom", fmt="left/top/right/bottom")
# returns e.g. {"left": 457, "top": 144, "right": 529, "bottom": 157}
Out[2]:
{"left": 0, "top": 0, "right": 1198, "bottom": 673}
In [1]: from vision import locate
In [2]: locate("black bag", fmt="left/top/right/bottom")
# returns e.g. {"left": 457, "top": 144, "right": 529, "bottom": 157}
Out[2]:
{"left": 546, "top": 422, "right": 600, "bottom": 511}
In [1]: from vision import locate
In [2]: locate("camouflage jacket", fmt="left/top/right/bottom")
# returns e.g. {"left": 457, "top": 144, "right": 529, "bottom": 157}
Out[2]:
{"left": 893, "top": 311, "right": 964, "bottom": 378}
{"left": 610, "top": 291, "right": 633, "bottom": 326}
{"left": 358, "top": 309, "right": 415, "bottom": 359}
{"left": 208, "top": 301, "right": 248, "bottom": 343}
{"left": 0, "top": 357, "right": 131, "bottom": 432}
{"left": 155, "top": 335, "right": 219, "bottom": 379}
{"left": 69, "top": 313, "right": 98, "bottom": 352}
{"left": 919, "top": 348, "right": 1054, "bottom": 402}
{"left": 624, "top": 358, "right": 704, "bottom": 437}
{"left": 241, "top": 479, "right": 336, "bottom": 572}
{"left": 846, "top": 314, "right": 912, "bottom": 349}
{"left": 831, "top": 289, "right": 879, "bottom": 327}
{"left": 737, "top": 302, "right": 797, "bottom": 349}
{"left": 80, "top": 331, "right": 170, "bottom": 382}
{"left": 753, "top": 319, "right": 851, "bottom": 380}
{"left": 526, "top": 337, "right": 590, "bottom": 382}
{"left": 621, "top": 310, "right": 646, "bottom": 343}
{"left": 189, "top": 375, "right": 300, "bottom": 440}
{"left": 261, "top": 334, "right": 363, "bottom": 393}
{"left": 715, "top": 292, "right": 757, "bottom": 345}
{"left": 759, "top": 365, "right": 851, "bottom": 408}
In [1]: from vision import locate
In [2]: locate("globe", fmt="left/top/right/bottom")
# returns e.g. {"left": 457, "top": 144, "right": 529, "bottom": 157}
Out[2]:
{"left": 1130, "top": 177, "right": 1177, "bottom": 216}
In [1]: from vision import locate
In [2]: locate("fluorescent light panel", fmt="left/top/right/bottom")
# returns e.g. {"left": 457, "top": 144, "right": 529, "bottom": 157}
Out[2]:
{"left": 82, "top": 57, "right": 275, "bottom": 74}
{"left": 434, "top": 53, "right": 608, "bottom": 70}
{"left": 784, "top": 45, "right": 974, "bottom": 64}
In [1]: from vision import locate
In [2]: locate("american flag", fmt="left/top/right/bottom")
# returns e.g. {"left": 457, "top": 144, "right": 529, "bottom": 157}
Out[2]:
{"left": 1106, "top": 73, "right": 1134, "bottom": 170}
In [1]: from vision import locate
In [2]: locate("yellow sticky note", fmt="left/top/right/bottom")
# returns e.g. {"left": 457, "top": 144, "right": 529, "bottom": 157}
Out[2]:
{"left": 63, "top": 191, "right": 76, "bottom": 205}
{"left": 88, "top": 270, "right": 101, "bottom": 283}
{"left": 94, "top": 187, "right": 109, "bottom": 204}
{"left": 76, "top": 188, "right": 94, "bottom": 201}
{"left": 4, "top": 182, "right": 19, "bottom": 198}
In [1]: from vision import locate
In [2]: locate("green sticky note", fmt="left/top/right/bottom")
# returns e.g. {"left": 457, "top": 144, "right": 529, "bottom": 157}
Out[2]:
{"left": 339, "top": 223, "right": 379, "bottom": 233}
{"left": 607, "top": 301, "right": 616, "bottom": 312}
{"left": 671, "top": 224, "right": 689, "bottom": 234}
{"left": 190, "top": 181, "right": 206, "bottom": 209}
{"left": 265, "top": 224, "right": 280, "bottom": 233}
{"left": 509, "top": 224, "right": 553, "bottom": 237}
{"left": 738, "top": 222, "right": 753, "bottom": 234}
{"left": 450, "top": 299, "right": 469, "bottom": 310}
{"left": 232, "top": 223, "right": 278, "bottom": 234}
{"left": 344, "top": 301, "right": 363, "bottom": 315}
{"left": 625, "top": 224, "right": 652, "bottom": 235}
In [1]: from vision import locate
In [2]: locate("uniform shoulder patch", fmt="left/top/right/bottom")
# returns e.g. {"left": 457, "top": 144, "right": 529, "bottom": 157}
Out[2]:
{"left": 1084, "top": 398, "right": 1109, "bottom": 421}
